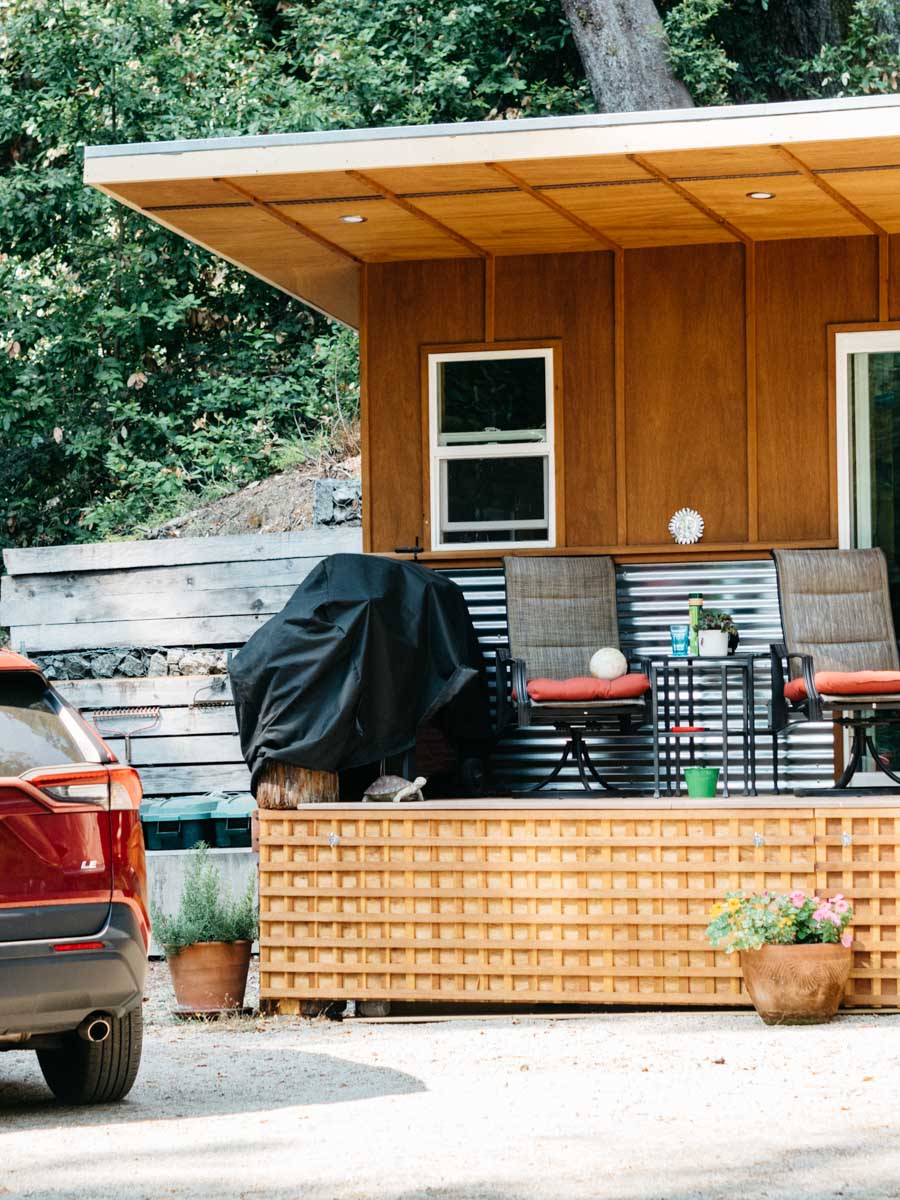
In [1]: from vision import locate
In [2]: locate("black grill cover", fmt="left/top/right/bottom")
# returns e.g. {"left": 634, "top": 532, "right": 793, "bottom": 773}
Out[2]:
{"left": 229, "top": 554, "right": 489, "bottom": 791}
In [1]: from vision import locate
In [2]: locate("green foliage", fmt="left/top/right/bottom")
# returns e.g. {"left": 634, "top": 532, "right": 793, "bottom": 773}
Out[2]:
{"left": 697, "top": 608, "right": 737, "bottom": 634}
{"left": 795, "top": 0, "right": 900, "bottom": 98}
{"left": 663, "top": 0, "right": 900, "bottom": 104}
{"left": 280, "top": 0, "right": 591, "bottom": 126}
{"left": 706, "top": 889, "right": 854, "bottom": 953}
{"left": 0, "top": 0, "right": 591, "bottom": 548}
{"left": 151, "top": 842, "right": 258, "bottom": 955}
{"left": 664, "top": 0, "right": 737, "bottom": 106}
{"left": 2, "top": 0, "right": 898, "bottom": 550}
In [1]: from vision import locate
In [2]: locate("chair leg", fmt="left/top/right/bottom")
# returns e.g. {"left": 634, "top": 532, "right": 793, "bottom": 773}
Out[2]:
{"left": 527, "top": 737, "right": 574, "bottom": 793}
{"left": 834, "top": 724, "right": 865, "bottom": 788}
{"left": 865, "top": 733, "right": 900, "bottom": 787}
{"left": 771, "top": 733, "right": 780, "bottom": 795}
{"left": 578, "top": 737, "right": 620, "bottom": 794}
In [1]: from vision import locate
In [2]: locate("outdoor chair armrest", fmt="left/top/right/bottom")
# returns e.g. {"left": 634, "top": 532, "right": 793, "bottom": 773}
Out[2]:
{"left": 631, "top": 656, "right": 653, "bottom": 726}
{"left": 510, "top": 655, "right": 531, "bottom": 728}
{"left": 494, "top": 644, "right": 515, "bottom": 734}
{"left": 770, "top": 643, "right": 821, "bottom": 724}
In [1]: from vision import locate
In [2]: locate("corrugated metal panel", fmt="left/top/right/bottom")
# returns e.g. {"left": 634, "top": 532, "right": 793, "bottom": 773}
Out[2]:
{"left": 443, "top": 560, "right": 833, "bottom": 794}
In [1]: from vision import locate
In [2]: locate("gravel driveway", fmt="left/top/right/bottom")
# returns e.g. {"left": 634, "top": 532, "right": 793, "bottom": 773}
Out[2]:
{"left": 2, "top": 962, "right": 900, "bottom": 1200}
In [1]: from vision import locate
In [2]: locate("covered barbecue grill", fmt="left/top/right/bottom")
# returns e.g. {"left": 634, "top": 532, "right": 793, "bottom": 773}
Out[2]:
{"left": 229, "top": 553, "right": 490, "bottom": 794}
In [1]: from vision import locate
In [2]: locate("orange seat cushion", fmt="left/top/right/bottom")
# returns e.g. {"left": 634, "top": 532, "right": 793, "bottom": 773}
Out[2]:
{"left": 785, "top": 670, "right": 900, "bottom": 703}
{"left": 526, "top": 674, "right": 650, "bottom": 702}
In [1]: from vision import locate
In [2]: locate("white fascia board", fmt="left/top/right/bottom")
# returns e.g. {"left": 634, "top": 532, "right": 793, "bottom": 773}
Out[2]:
{"left": 83, "top": 96, "right": 900, "bottom": 187}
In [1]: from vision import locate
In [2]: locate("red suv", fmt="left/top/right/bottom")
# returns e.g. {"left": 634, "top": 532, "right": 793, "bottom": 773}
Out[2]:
{"left": 0, "top": 651, "right": 148, "bottom": 1103}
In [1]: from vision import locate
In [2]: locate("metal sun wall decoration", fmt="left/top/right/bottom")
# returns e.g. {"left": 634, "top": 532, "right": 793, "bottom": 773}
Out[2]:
{"left": 668, "top": 508, "right": 705, "bottom": 545}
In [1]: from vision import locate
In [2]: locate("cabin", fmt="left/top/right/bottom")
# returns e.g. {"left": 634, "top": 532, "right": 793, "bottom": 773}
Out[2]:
{"left": 84, "top": 95, "right": 900, "bottom": 1011}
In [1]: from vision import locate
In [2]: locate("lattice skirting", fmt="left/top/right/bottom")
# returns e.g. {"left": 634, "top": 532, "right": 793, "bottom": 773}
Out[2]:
{"left": 257, "top": 806, "right": 900, "bottom": 1011}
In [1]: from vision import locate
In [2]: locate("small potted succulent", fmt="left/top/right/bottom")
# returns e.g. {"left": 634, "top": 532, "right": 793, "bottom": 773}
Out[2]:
{"left": 706, "top": 889, "right": 853, "bottom": 1024}
{"left": 152, "top": 843, "right": 258, "bottom": 1016}
{"left": 697, "top": 609, "right": 738, "bottom": 657}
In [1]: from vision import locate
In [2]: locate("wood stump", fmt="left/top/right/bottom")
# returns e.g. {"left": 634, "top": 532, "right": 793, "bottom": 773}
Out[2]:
{"left": 256, "top": 759, "right": 339, "bottom": 808}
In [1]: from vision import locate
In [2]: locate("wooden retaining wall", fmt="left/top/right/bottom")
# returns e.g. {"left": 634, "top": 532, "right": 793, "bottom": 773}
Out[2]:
{"left": 1, "top": 527, "right": 361, "bottom": 652}
{"left": 258, "top": 803, "right": 900, "bottom": 1011}
{"left": 1, "top": 528, "right": 360, "bottom": 800}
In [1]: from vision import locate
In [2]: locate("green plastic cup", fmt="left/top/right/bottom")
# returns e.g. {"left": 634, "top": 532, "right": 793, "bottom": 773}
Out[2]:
{"left": 684, "top": 766, "right": 720, "bottom": 798}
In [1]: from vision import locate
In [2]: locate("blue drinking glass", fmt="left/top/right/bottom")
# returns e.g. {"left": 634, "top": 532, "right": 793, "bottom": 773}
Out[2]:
{"left": 669, "top": 624, "right": 690, "bottom": 656}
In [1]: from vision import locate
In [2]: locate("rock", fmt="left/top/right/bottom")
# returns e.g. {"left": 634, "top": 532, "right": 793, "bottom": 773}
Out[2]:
{"left": 147, "top": 652, "right": 168, "bottom": 677}
{"left": 313, "top": 478, "right": 361, "bottom": 527}
{"left": 117, "top": 654, "right": 145, "bottom": 677}
{"left": 92, "top": 651, "right": 122, "bottom": 678}
{"left": 177, "top": 650, "right": 222, "bottom": 676}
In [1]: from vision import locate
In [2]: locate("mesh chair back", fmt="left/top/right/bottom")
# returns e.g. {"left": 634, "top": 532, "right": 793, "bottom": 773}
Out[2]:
{"left": 773, "top": 548, "right": 899, "bottom": 674}
{"left": 504, "top": 555, "right": 619, "bottom": 680}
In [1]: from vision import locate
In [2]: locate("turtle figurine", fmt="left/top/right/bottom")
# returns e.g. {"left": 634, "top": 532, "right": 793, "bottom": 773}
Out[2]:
{"left": 362, "top": 774, "right": 427, "bottom": 803}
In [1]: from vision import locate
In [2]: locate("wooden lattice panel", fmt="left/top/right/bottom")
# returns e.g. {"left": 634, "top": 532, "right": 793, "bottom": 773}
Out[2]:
{"left": 815, "top": 810, "right": 900, "bottom": 1009}
{"left": 259, "top": 807, "right": 823, "bottom": 1011}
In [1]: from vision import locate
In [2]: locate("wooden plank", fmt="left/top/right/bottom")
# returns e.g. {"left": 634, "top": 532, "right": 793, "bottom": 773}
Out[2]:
{"left": 2, "top": 582, "right": 302, "bottom": 630}
{"left": 104, "top": 733, "right": 242, "bottom": 767}
{"left": 136, "top": 763, "right": 251, "bottom": 796}
{"left": 494, "top": 253, "right": 617, "bottom": 548}
{"left": 624, "top": 243, "right": 748, "bottom": 545}
{"left": 365, "top": 259, "right": 484, "bottom": 553}
{"left": 14, "top": 613, "right": 273, "bottom": 653}
{"left": 2, "top": 527, "right": 361, "bottom": 577}
{"left": 756, "top": 237, "right": 878, "bottom": 542}
{"left": 57, "top": 674, "right": 232, "bottom": 709}
{"left": 88, "top": 704, "right": 238, "bottom": 738}
{"left": 0, "top": 554, "right": 325, "bottom": 607}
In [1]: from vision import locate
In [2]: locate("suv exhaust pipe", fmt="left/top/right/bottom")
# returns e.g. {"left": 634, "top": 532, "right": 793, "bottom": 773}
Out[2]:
{"left": 77, "top": 1014, "right": 112, "bottom": 1043}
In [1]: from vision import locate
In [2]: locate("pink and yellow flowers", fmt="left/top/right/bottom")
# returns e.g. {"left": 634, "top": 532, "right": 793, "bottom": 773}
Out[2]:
{"left": 706, "top": 889, "right": 854, "bottom": 953}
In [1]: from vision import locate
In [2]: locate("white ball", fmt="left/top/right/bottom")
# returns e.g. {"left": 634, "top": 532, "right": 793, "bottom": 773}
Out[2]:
{"left": 589, "top": 647, "right": 627, "bottom": 680}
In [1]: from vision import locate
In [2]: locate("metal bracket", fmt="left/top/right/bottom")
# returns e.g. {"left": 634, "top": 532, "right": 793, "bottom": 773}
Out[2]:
{"left": 753, "top": 831, "right": 765, "bottom": 848}
{"left": 328, "top": 832, "right": 341, "bottom": 848}
{"left": 842, "top": 831, "right": 853, "bottom": 847}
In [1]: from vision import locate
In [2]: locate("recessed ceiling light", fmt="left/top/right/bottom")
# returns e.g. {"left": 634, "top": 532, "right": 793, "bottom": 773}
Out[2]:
{"left": 747, "top": 191, "right": 775, "bottom": 200}
{"left": 339, "top": 214, "right": 367, "bottom": 223}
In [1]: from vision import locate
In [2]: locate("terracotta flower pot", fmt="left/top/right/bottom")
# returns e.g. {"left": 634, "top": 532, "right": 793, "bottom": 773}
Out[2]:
{"left": 740, "top": 943, "right": 851, "bottom": 1025}
{"left": 165, "top": 940, "right": 252, "bottom": 1015}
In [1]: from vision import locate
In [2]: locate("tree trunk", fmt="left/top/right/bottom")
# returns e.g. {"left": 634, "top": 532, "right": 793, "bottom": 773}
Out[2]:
{"left": 256, "top": 759, "right": 340, "bottom": 808}
{"left": 767, "top": 1, "right": 842, "bottom": 63}
{"left": 560, "top": 0, "right": 694, "bottom": 112}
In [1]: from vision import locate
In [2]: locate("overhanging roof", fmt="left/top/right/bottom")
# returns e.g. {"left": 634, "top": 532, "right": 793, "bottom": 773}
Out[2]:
{"left": 84, "top": 95, "right": 900, "bottom": 328}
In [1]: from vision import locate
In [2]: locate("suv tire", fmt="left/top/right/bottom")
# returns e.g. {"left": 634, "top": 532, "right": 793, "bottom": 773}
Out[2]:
{"left": 37, "top": 1007, "right": 143, "bottom": 1105}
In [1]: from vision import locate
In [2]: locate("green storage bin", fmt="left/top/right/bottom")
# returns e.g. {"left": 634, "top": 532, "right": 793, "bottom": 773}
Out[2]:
{"left": 140, "top": 798, "right": 215, "bottom": 851}
{"left": 209, "top": 792, "right": 255, "bottom": 849}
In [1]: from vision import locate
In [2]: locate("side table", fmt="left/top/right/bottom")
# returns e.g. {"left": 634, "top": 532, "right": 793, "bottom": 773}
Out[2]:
{"left": 648, "top": 654, "right": 761, "bottom": 797}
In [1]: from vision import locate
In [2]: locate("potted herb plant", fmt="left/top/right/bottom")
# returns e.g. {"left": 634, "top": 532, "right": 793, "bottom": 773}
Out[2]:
{"left": 697, "top": 609, "right": 738, "bottom": 657}
{"left": 152, "top": 843, "right": 258, "bottom": 1016}
{"left": 707, "top": 889, "right": 853, "bottom": 1024}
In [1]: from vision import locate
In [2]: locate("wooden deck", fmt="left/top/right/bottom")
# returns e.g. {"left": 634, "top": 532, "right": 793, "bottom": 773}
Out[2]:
{"left": 259, "top": 798, "right": 900, "bottom": 1012}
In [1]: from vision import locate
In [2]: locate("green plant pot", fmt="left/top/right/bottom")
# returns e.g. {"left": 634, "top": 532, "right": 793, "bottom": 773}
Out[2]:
{"left": 684, "top": 766, "right": 719, "bottom": 798}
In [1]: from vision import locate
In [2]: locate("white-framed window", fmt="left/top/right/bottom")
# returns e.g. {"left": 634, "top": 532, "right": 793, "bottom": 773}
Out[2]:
{"left": 427, "top": 346, "right": 556, "bottom": 551}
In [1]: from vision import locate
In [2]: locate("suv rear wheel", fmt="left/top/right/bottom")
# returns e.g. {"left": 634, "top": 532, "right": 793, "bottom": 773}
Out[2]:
{"left": 37, "top": 1007, "right": 143, "bottom": 1105}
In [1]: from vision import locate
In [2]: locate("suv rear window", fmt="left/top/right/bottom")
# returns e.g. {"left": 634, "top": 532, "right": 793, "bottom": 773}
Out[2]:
{"left": 0, "top": 673, "right": 99, "bottom": 776}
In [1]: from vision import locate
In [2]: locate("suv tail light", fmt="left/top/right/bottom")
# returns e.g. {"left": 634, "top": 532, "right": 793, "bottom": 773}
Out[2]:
{"left": 25, "top": 766, "right": 110, "bottom": 807}
{"left": 23, "top": 765, "right": 143, "bottom": 811}
{"left": 109, "top": 765, "right": 143, "bottom": 810}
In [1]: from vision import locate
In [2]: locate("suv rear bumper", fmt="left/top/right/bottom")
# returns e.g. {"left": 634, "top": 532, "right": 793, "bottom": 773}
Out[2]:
{"left": 0, "top": 903, "right": 147, "bottom": 1037}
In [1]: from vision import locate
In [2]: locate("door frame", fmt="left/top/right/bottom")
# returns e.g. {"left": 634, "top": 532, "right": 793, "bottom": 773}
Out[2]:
{"left": 832, "top": 323, "right": 900, "bottom": 548}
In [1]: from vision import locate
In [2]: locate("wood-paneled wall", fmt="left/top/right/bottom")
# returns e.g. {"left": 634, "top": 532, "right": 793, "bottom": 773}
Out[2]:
{"left": 362, "top": 235, "right": 888, "bottom": 560}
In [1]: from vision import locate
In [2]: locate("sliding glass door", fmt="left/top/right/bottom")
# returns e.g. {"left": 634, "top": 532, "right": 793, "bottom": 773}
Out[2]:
{"left": 839, "top": 330, "right": 900, "bottom": 612}
{"left": 837, "top": 329, "right": 900, "bottom": 777}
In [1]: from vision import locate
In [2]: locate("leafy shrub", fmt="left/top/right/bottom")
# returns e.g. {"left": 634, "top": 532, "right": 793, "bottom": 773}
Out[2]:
{"left": 706, "top": 889, "right": 854, "bottom": 953}
{"left": 151, "top": 842, "right": 258, "bottom": 956}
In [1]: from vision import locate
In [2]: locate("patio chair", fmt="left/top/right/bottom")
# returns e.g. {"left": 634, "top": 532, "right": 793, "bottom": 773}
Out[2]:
{"left": 495, "top": 555, "right": 651, "bottom": 793}
{"left": 770, "top": 548, "right": 900, "bottom": 789}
